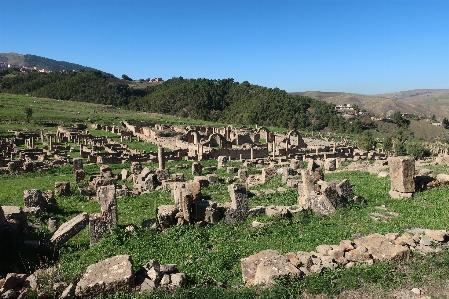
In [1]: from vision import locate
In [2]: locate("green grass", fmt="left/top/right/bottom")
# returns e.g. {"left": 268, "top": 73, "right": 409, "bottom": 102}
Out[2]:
{"left": 3, "top": 93, "right": 449, "bottom": 297}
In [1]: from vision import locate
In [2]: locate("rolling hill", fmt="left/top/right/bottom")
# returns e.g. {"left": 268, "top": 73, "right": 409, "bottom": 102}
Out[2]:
{"left": 291, "top": 90, "right": 449, "bottom": 120}
{"left": 0, "top": 52, "right": 102, "bottom": 73}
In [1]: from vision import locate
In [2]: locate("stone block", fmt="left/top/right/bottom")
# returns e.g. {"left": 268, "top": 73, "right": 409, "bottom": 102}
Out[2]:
{"left": 73, "top": 158, "right": 84, "bottom": 173}
{"left": 194, "top": 176, "right": 210, "bottom": 188}
{"left": 75, "top": 169, "right": 86, "bottom": 183}
{"left": 241, "top": 249, "right": 300, "bottom": 286}
{"left": 192, "top": 162, "right": 202, "bottom": 175}
{"left": 89, "top": 213, "right": 108, "bottom": 245}
{"left": 55, "top": 182, "right": 71, "bottom": 196}
{"left": 261, "top": 167, "right": 277, "bottom": 183}
{"left": 48, "top": 212, "right": 88, "bottom": 248}
{"left": 98, "top": 185, "right": 117, "bottom": 228}
{"left": 389, "top": 156, "right": 415, "bottom": 193}
{"left": 157, "top": 205, "right": 179, "bottom": 229}
{"left": 206, "top": 174, "right": 219, "bottom": 184}
{"left": 324, "top": 158, "right": 337, "bottom": 171}
{"left": 23, "top": 189, "right": 47, "bottom": 209}
{"left": 75, "top": 255, "right": 134, "bottom": 298}
{"left": 228, "top": 184, "right": 248, "bottom": 212}
{"left": 353, "top": 233, "right": 410, "bottom": 262}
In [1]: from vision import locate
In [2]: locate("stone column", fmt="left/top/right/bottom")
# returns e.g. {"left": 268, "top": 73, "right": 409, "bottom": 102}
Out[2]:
{"left": 388, "top": 156, "right": 415, "bottom": 199}
{"left": 98, "top": 185, "right": 117, "bottom": 228}
{"left": 250, "top": 148, "right": 254, "bottom": 160}
{"left": 158, "top": 146, "right": 165, "bottom": 170}
{"left": 272, "top": 142, "right": 276, "bottom": 159}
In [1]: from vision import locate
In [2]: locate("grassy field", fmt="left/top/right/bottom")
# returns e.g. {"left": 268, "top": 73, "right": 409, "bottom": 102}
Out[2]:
{"left": 1, "top": 92, "right": 449, "bottom": 298}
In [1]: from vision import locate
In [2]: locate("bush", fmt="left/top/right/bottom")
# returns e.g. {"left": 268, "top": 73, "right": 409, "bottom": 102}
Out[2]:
{"left": 406, "top": 142, "right": 431, "bottom": 159}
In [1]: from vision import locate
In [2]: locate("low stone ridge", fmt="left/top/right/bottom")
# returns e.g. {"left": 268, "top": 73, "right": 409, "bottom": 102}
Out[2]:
{"left": 135, "top": 259, "right": 187, "bottom": 292}
{"left": 240, "top": 229, "right": 448, "bottom": 286}
{"left": 74, "top": 255, "right": 135, "bottom": 298}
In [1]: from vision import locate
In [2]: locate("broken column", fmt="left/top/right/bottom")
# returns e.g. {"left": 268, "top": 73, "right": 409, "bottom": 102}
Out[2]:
{"left": 47, "top": 212, "right": 88, "bottom": 248}
{"left": 389, "top": 156, "right": 415, "bottom": 198}
{"left": 192, "top": 162, "right": 202, "bottom": 176}
{"left": 225, "top": 184, "right": 248, "bottom": 224}
{"left": 158, "top": 146, "right": 165, "bottom": 170}
{"left": 73, "top": 158, "right": 84, "bottom": 173}
{"left": 217, "top": 156, "right": 228, "bottom": 169}
{"left": 238, "top": 168, "right": 248, "bottom": 184}
{"left": 89, "top": 213, "right": 109, "bottom": 245}
{"left": 55, "top": 182, "right": 71, "bottom": 196}
{"left": 98, "top": 185, "right": 117, "bottom": 228}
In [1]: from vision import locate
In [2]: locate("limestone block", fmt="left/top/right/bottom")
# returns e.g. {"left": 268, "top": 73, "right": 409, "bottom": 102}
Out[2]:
{"left": 336, "top": 179, "right": 355, "bottom": 199}
{"left": 157, "top": 205, "right": 179, "bottom": 229}
{"left": 192, "top": 162, "right": 202, "bottom": 175}
{"left": 241, "top": 249, "right": 300, "bottom": 286}
{"left": 424, "top": 229, "right": 447, "bottom": 242}
{"left": 170, "top": 273, "right": 186, "bottom": 287}
{"left": 156, "top": 169, "right": 170, "bottom": 183}
{"left": 193, "top": 176, "right": 210, "bottom": 188}
{"left": 389, "top": 156, "right": 415, "bottom": 193}
{"left": 265, "top": 206, "right": 290, "bottom": 217}
{"left": 324, "top": 158, "right": 336, "bottom": 171}
{"left": 23, "top": 189, "right": 47, "bottom": 209}
{"left": 55, "top": 182, "right": 71, "bottom": 196}
{"left": 171, "top": 173, "right": 185, "bottom": 182}
{"left": 75, "top": 169, "right": 86, "bottom": 183}
{"left": 206, "top": 174, "right": 219, "bottom": 184}
{"left": 2, "top": 206, "right": 27, "bottom": 229}
{"left": 353, "top": 233, "right": 410, "bottom": 262}
{"left": 261, "top": 167, "right": 277, "bottom": 183}
{"left": 228, "top": 184, "right": 248, "bottom": 212}
{"left": 74, "top": 255, "right": 134, "bottom": 298}
{"left": 48, "top": 212, "right": 88, "bottom": 248}
{"left": 89, "top": 213, "right": 108, "bottom": 245}
{"left": 98, "top": 185, "right": 117, "bottom": 228}
{"left": 72, "top": 158, "right": 84, "bottom": 172}
{"left": 238, "top": 168, "right": 248, "bottom": 184}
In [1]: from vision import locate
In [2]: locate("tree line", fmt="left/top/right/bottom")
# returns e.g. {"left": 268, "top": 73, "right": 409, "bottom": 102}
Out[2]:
{"left": 0, "top": 70, "right": 367, "bottom": 132}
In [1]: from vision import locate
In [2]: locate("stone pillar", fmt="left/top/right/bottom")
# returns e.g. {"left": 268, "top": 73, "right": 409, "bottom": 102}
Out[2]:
{"left": 225, "top": 184, "right": 249, "bottom": 224}
{"left": 250, "top": 148, "right": 254, "bottom": 160}
{"left": 98, "top": 185, "right": 117, "bottom": 228}
{"left": 49, "top": 138, "right": 52, "bottom": 151}
{"left": 285, "top": 142, "right": 289, "bottom": 158}
{"left": 388, "top": 156, "right": 415, "bottom": 198}
{"left": 73, "top": 158, "right": 84, "bottom": 173}
{"left": 192, "top": 162, "right": 202, "bottom": 176}
{"left": 89, "top": 213, "right": 108, "bottom": 245}
{"left": 238, "top": 169, "right": 248, "bottom": 184}
{"left": 158, "top": 146, "right": 165, "bottom": 170}
{"left": 272, "top": 142, "right": 276, "bottom": 159}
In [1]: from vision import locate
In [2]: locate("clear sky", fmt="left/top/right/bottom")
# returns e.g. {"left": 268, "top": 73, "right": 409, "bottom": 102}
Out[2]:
{"left": 0, "top": 0, "right": 448, "bottom": 94}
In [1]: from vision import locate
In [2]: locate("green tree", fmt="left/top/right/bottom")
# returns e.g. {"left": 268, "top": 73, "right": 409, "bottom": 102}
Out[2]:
{"left": 24, "top": 107, "right": 33, "bottom": 123}
{"left": 406, "top": 142, "right": 431, "bottom": 159}
{"left": 121, "top": 74, "right": 132, "bottom": 81}
{"left": 356, "top": 131, "right": 376, "bottom": 151}
{"left": 393, "top": 139, "right": 407, "bottom": 156}
{"left": 442, "top": 118, "right": 449, "bottom": 129}
{"left": 383, "top": 136, "right": 393, "bottom": 152}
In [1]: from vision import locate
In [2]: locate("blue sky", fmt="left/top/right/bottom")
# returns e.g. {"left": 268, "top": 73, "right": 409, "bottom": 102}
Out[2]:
{"left": 0, "top": 0, "right": 448, "bottom": 94}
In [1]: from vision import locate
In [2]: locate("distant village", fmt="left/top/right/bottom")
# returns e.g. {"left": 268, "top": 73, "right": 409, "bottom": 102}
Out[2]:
{"left": 0, "top": 62, "right": 50, "bottom": 73}
{"left": 0, "top": 62, "right": 164, "bottom": 83}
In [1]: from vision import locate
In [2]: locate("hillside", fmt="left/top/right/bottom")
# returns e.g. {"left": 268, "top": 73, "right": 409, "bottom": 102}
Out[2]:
{"left": 292, "top": 90, "right": 449, "bottom": 120}
{"left": 0, "top": 52, "right": 102, "bottom": 72}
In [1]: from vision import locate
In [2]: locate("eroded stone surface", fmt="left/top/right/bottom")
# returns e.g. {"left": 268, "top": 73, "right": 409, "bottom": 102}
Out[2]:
{"left": 75, "top": 255, "right": 134, "bottom": 298}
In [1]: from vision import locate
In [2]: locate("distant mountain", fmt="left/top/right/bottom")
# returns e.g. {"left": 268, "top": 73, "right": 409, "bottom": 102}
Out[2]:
{"left": 290, "top": 90, "right": 449, "bottom": 120}
{"left": 0, "top": 52, "right": 102, "bottom": 73}
{"left": 375, "top": 89, "right": 449, "bottom": 102}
